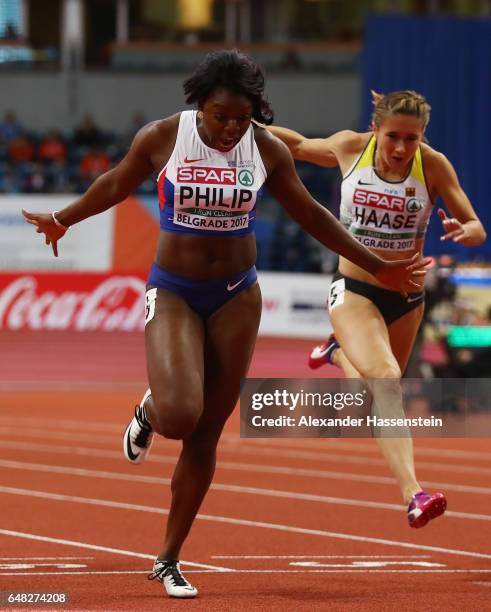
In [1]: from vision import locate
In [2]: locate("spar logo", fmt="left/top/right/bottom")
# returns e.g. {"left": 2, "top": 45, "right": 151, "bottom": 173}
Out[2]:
{"left": 406, "top": 198, "right": 424, "bottom": 212}
{"left": 238, "top": 169, "right": 254, "bottom": 186}
{"left": 177, "top": 166, "right": 236, "bottom": 185}
{"left": 353, "top": 189, "right": 405, "bottom": 211}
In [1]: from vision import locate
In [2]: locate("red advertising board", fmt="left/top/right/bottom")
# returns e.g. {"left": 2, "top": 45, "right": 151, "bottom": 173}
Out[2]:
{"left": 0, "top": 272, "right": 147, "bottom": 331}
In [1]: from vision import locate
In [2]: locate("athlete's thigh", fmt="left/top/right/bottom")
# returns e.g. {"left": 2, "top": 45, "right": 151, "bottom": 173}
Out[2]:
{"left": 198, "top": 282, "right": 262, "bottom": 432}
{"left": 388, "top": 303, "right": 425, "bottom": 373}
{"left": 329, "top": 291, "right": 399, "bottom": 377}
{"left": 145, "top": 287, "right": 205, "bottom": 404}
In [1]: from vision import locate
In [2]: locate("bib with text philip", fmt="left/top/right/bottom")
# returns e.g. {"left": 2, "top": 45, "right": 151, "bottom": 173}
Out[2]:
{"left": 157, "top": 111, "right": 267, "bottom": 237}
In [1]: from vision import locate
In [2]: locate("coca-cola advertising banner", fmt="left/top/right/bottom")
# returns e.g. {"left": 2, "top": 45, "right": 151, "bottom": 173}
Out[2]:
{"left": 0, "top": 273, "right": 146, "bottom": 332}
{"left": 0, "top": 271, "right": 332, "bottom": 337}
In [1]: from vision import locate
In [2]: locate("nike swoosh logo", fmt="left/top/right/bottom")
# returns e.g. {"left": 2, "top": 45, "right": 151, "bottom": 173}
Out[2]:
{"left": 184, "top": 156, "right": 205, "bottom": 163}
{"left": 406, "top": 295, "right": 423, "bottom": 303}
{"left": 124, "top": 423, "right": 140, "bottom": 461}
{"left": 227, "top": 276, "right": 247, "bottom": 291}
{"left": 310, "top": 345, "right": 330, "bottom": 359}
{"left": 357, "top": 180, "right": 375, "bottom": 185}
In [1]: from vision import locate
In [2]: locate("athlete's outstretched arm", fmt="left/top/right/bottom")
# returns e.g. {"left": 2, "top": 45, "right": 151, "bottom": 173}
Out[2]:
{"left": 426, "top": 150, "right": 486, "bottom": 246}
{"left": 262, "top": 132, "right": 428, "bottom": 294}
{"left": 266, "top": 125, "right": 361, "bottom": 168}
{"left": 22, "top": 118, "right": 175, "bottom": 256}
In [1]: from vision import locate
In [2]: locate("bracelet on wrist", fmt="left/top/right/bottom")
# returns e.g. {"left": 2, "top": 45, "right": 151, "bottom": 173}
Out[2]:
{"left": 52, "top": 211, "right": 69, "bottom": 231}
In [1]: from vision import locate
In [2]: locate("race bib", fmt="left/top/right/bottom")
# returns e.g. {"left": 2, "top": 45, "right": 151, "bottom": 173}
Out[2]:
{"left": 173, "top": 210, "right": 249, "bottom": 232}
{"left": 328, "top": 278, "right": 345, "bottom": 312}
{"left": 145, "top": 287, "right": 158, "bottom": 325}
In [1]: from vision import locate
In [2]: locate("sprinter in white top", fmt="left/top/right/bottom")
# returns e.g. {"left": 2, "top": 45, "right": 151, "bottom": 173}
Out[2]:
{"left": 269, "top": 90, "right": 486, "bottom": 529}
{"left": 23, "top": 60, "right": 431, "bottom": 599}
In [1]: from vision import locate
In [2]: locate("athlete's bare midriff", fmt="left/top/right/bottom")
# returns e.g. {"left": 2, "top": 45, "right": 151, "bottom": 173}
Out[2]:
{"left": 339, "top": 238, "right": 424, "bottom": 288}
{"left": 155, "top": 231, "right": 257, "bottom": 279}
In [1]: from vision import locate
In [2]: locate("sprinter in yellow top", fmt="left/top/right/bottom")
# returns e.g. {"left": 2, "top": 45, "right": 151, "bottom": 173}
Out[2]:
{"left": 269, "top": 90, "right": 486, "bottom": 528}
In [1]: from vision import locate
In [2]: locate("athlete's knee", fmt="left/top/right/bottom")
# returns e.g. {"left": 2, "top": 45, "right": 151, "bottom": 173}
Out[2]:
{"left": 184, "top": 433, "right": 220, "bottom": 463}
{"left": 361, "top": 362, "right": 401, "bottom": 380}
{"left": 162, "top": 418, "right": 199, "bottom": 440}
{"left": 151, "top": 395, "right": 202, "bottom": 440}
{"left": 188, "top": 425, "right": 222, "bottom": 452}
{"left": 159, "top": 411, "right": 201, "bottom": 440}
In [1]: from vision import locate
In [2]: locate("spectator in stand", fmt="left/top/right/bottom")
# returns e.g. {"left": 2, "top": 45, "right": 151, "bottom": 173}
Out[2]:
{"left": 73, "top": 114, "right": 105, "bottom": 148}
{"left": 38, "top": 130, "right": 69, "bottom": 192}
{"left": 79, "top": 146, "right": 111, "bottom": 189}
{"left": 0, "top": 111, "right": 24, "bottom": 145}
{"left": 47, "top": 158, "right": 71, "bottom": 192}
{"left": 8, "top": 135, "right": 34, "bottom": 164}
{"left": 0, "top": 167, "right": 16, "bottom": 193}
{"left": 39, "top": 130, "right": 67, "bottom": 163}
{"left": 25, "top": 162, "right": 47, "bottom": 193}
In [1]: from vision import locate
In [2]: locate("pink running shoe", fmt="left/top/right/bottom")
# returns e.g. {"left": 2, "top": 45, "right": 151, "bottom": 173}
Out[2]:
{"left": 308, "top": 333, "right": 340, "bottom": 369}
{"left": 407, "top": 491, "right": 447, "bottom": 528}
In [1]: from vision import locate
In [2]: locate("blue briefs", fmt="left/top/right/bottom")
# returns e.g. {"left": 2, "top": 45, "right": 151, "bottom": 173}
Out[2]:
{"left": 147, "top": 262, "right": 258, "bottom": 320}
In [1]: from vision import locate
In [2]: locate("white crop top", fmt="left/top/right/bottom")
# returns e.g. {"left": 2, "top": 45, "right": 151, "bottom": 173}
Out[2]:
{"left": 340, "top": 136, "right": 433, "bottom": 251}
{"left": 156, "top": 110, "right": 267, "bottom": 236}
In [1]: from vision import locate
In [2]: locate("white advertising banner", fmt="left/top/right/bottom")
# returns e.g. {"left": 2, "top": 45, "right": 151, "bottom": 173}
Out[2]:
{"left": 0, "top": 271, "right": 332, "bottom": 338}
{"left": 258, "top": 271, "right": 332, "bottom": 338}
{"left": 0, "top": 195, "right": 114, "bottom": 271}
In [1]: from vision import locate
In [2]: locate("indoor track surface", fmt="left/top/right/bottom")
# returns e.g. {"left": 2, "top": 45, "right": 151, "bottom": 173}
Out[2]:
{"left": 0, "top": 332, "right": 490, "bottom": 611}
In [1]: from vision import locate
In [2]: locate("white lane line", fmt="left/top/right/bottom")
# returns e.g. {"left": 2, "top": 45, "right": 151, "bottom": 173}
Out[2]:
{"left": 2, "top": 430, "right": 491, "bottom": 476}
{"left": 0, "top": 529, "right": 232, "bottom": 572}
{"left": 289, "top": 561, "right": 446, "bottom": 568}
{"left": 1, "top": 441, "right": 160, "bottom": 460}
{"left": 0, "top": 416, "right": 121, "bottom": 433}
{"left": 0, "top": 570, "right": 151, "bottom": 576}
{"left": 178, "top": 569, "right": 491, "bottom": 573}
{"left": 1, "top": 569, "right": 491, "bottom": 576}
{"left": 337, "top": 442, "right": 491, "bottom": 462}
{"left": 223, "top": 436, "right": 491, "bottom": 462}
{"left": 0, "top": 427, "right": 113, "bottom": 445}
{"left": 205, "top": 484, "right": 490, "bottom": 522}
{"left": 219, "top": 460, "right": 491, "bottom": 496}
{"left": 0, "top": 562, "right": 87, "bottom": 569}
{"left": 0, "top": 382, "right": 142, "bottom": 392}
{"left": 473, "top": 581, "right": 491, "bottom": 586}
{"left": 212, "top": 555, "right": 433, "bottom": 559}
{"left": 2, "top": 441, "right": 491, "bottom": 496}
{"left": 0, "top": 556, "right": 94, "bottom": 560}
{"left": 1, "top": 459, "right": 489, "bottom": 522}
{"left": 4, "top": 418, "right": 489, "bottom": 461}
{"left": 9, "top": 434, "right": 491, "bottom": 477}
{"left": 220, "top": 445, "right": 491, "bottom": 476}
{"left": 1, "top": 486, "right": 490, "bottom": 560}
